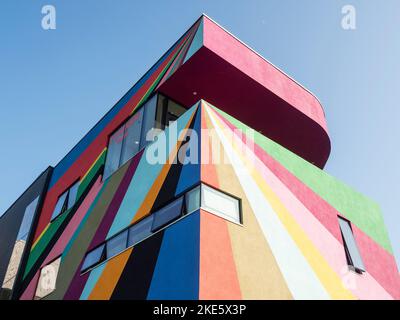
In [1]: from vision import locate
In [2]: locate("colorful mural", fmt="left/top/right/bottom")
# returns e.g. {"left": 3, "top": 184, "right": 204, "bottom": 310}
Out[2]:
{"left": 8, "top": 15, "right": 399, "bottom": 300}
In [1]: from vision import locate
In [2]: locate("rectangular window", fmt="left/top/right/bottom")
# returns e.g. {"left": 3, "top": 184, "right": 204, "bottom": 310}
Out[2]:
{"left": 34, "top": 257, "right": 61, "bottom": 300}
{"left": 201, "top": 184, "right": 241, "bottom": 224}
{"left": 120, "top": 109, "right": 144, "bottom": 165}
{"left": 338, "top": 217, "right": 365, "bottom": 272}
{"left": 140, "top": 94, "right": 158, "bottom": 146}
{"left": 103, "top": 94, "right": 186, "bottom": 180}
{"left": 151, "top": 197, "right": 184, "bottom": 232}
{"left": 81, "top": 244, "right": 106, "bottom": 272}
{"left": 103, "top": 126, "right": 125, "bottom": 180}
{"left": 106, "top": 231, "right": 128, "bottom": 259}
{"left": 128, "top": 215, "right": 154, "bottom": 247}
{"left": 185, "top": 186, "right": 201, "bottom": 214}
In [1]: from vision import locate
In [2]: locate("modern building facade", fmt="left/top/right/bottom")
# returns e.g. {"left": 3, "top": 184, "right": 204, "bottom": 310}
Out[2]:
{"left": 1, "top": 15, "right": 399, "bottom": 300}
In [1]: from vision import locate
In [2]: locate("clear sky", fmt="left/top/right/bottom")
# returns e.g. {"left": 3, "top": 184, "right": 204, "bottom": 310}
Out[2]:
{"left": 0, "top": 1, "right": 399, "bottom": 266}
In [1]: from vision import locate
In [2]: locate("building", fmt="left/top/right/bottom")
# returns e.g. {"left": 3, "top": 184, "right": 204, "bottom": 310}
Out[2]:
{"left": 0, "top": 15, "right": 399, "bottom": 300}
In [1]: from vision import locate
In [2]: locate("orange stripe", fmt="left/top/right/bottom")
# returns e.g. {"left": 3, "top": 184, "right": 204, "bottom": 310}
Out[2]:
{"left": 199, "top": 209, "right": 242, "bottom": 299}
{"left": 200, "top": 102, "right": 220, "bottom": 188}
{"left": 131, "top": 106, "right": 198, "bottom": 224}
{"left": 88, "top": 248, "right": 133, "bottom": 300}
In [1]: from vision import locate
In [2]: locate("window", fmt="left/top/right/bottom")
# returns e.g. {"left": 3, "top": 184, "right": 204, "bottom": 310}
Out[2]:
{"left": 106, "top": 231, "right": 128, "bottom": 259}
{"left": 338, "top": 217, "right": 365, "bottom": 272}
{"left": 34, "top": 257, "right": 61, "bottom": 299}
{"left": 80, "top": 184, "right": 241, "bottom": 273}
{"left": 201, "top": 184, "right": 241, "bottom": 224}
{"left": 128, "top": 215, "right": 154, "bottom": 247}
{"left": 17, "top": 196, "right": 40, "bottom": 241}
{"left": 185, "top": 186, "right": 200, "bottom": 214}
{"left": 103, "top": 126, "right": 125, "bottom": 180}
{"left": 140, "top": 94, "right": 158, "bottom": 145}
{"left": 151, "top": 197, "right": 184, "bottom": 232}
{"left": 51, "top": 180, "right": 80, "bottom": 221}
{"left": 155, "top": 94, "right": 186, "bottom": 130}
{"left": 81, "top": 244, "right": 106, "bottom": 272}
{"left": 120, "top": 109, "right": 144, "bottom": 165}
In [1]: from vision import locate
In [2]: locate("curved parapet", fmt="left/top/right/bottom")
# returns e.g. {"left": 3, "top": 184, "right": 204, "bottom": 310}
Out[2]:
{"left": 159, "top": 15, "right": 331, "bottom": 168}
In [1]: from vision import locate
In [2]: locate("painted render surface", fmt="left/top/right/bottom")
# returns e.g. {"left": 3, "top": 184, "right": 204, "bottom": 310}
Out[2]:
{"left": 1, "top": 15, "right": 398, "bottom": 300}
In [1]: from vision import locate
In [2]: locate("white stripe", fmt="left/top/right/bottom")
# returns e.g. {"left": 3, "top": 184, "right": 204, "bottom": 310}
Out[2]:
{"left": 205, "top": 105, "right": 330, "bottom": 300}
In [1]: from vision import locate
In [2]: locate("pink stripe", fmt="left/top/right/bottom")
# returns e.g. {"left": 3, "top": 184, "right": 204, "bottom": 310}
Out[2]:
{"left": 20, "top": 271, "right": 40, "bottom": 300}
{"left": 42, "top": 177, "right": 103, "bottom": 266}
{"left": 209, "top": 105, "right": 396, "bottom": 299}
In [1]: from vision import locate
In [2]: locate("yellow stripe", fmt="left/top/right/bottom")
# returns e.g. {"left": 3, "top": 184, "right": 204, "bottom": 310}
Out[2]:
{"left": 81, "top": 148, "right": 107, "bottom": 182}
{"left": 207, "top": 104, "right": 355, "bottom": 300}
{"left": 31, "top": 223, "right": 50, "bottom": 250}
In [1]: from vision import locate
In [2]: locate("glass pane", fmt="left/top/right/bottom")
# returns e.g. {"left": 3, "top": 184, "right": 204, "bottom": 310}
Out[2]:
{"left": 106, "top": 231, "right": 128, "bottom": 259}
{"left": 51, "top": 191, "right": 68, "bottom": 221}
{"left": 81, "top": 244, "right": 105, "bottom": 271}
{"left": 201, "top": 185, "right": 240, "bottom": 224}
{"left": 155, "top": 94, "right": 167, "bottom": 130}
{"left": 103, "top": 125, "right": 125, "bottom": 180}
{"left": 35, "top": 257, "right": 61, "bottom": 300}
{"left": 185, "top": 186, "right": 200, "bottom": 214}
{"left": 128, "top": 215, "right": 154, "bottom": 247}
{"left": 151, "top": 197, "right": 184, "bottom": 232}
{"left": 140, "top": 94, "right": 158, "bottom": 146}
{"left": 120, "top": 109, "right": 144, "bottom": 165}
{"left": 17, "top": 196, "right": 40, "bottom": 240}
{"left": 166, "top": 99, "right": 186, "bottom": 126}
{"left": 339, "top": 218, "right": 365, "bottom": 271}
{"left": 67, "top": 181, "right": 80, "bottom": 210}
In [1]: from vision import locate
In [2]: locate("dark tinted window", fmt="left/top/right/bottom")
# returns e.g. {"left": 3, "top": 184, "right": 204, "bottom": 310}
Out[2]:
{"left": 151, "top": 197, "right": 184, "bottom": 232}
{"left": 81, "top": 245, "right": 105, "bottom": 272}
{"left": 106, "top": 231, "right": 128, "bottom": 259}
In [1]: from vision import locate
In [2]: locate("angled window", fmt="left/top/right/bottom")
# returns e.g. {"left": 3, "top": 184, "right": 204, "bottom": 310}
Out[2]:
{"left": 17, "top": 196, "right": 40, "bottom": 241}
{"left": 67, "top": 180, "right": 80, "bottom": 210}
{"left": 128, "top": 215, "right": 154, "bottom": 247}
{"left": 34, "top": 257, "right": 61, "bottom": 300}
{"left": 51, "top": 180, "right": 80, "bottom": 221}
{"left": 106, "top": 230, "right": 128, "bottom": 259}
{"left": 338, "top": 217, "right": 365, "bottom": 272}
{"left": 51, "top": 191, "right": 68, "bottom": 221}
{"left": 151, "top": 197, "right": 184, "bottom": 232}
{"left": 81, "top": 244, "right": 106, "bottom": 272}
{"left": 201, "top": 184, "right": 241, "bottom": 224}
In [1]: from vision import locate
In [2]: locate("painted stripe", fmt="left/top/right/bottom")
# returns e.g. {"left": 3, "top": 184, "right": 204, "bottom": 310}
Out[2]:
{"left": 206, "top": 104, "right": 330, "bottom": 299}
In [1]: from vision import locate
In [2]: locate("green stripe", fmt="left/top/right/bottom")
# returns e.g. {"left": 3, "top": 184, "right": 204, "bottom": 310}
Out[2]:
{"left": 213, "top": 106, "right": 393, "bottom": 254}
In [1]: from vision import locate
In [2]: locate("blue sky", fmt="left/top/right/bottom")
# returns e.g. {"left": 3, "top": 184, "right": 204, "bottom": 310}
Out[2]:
{"left": 0, "top": 1, "right": 399, "bottom": 266}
